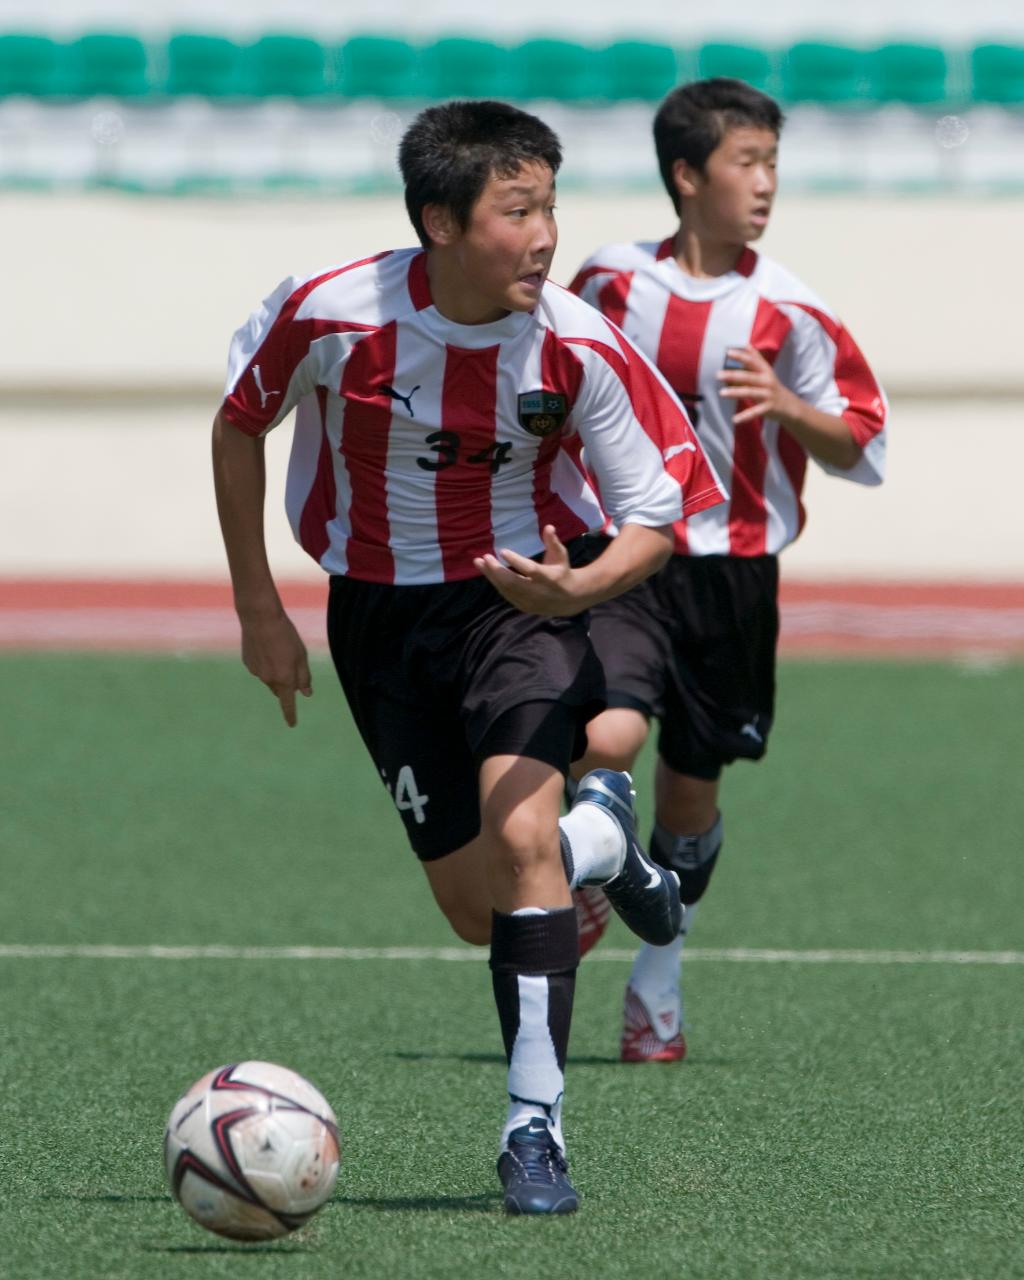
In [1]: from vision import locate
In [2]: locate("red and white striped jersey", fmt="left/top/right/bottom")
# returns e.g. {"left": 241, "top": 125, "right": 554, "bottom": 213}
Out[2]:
{"left": 570, "top": 239, "right": 887, "bottom": 557}
{"left": 222, "top": 248, "right": 723, "bottom": 584}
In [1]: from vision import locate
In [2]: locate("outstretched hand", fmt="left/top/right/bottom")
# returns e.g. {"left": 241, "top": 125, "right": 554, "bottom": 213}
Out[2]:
{"left": 239, "top": 610, "right": 312, "bottom": 726}
{"left": 718, "top": 345, "right": 800, "bottom": 426}
{"left": 474, "top": 525, "right": 585, "bottom": 617}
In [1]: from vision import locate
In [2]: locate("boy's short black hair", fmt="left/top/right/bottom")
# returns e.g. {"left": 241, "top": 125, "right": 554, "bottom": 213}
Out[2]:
{"left": 399, "top": 99, "right": 562, "bottom": 248}
{"left": 654, "top": 79, "right": 785, "bottom": 212}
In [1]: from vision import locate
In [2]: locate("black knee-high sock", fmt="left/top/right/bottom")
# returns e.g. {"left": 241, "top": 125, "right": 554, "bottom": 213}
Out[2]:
{"left": 490, "top": 908, "right": 579, "bottom": 1122}
{"left": 649, "top": 814, "right": 724, "bottom": 906}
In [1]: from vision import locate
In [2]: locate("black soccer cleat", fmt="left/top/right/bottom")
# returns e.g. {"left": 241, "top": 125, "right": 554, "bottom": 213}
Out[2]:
{"left": 498, "top": 1118, "right": 580, "bottom": 1215}
{"left": 572, "top": 769, "right": 683, "bottom": 947}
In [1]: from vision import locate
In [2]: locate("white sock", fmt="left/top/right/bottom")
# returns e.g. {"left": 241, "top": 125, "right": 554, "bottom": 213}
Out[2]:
{"left": 500, "top": 908, "right": 567, "bottom": 1154}
{"left": 626, "top": 903, "right": 696, "bottom": 1041}
{"left": 558, "top": 805, "right": 625, "bottom": 888}
{"left": 502, "top": 1095, "right": 565, "bottom": 1154}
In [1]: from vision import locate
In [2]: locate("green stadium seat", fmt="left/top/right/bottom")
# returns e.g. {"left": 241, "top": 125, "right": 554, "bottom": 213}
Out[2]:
{"left": 338, "top": 35, "right": 421, "bottom": 99}
{"left": 874, "top": 43, "right": 948, "bottom": 105}
{"left": 166, "top": 33, "right": 247, "bottom": 98}
{"left": 971, "top": 44, "right": 1024, "bottom": 105}
{"left": 67, "top": 33, "right": 152, "bottom": 98}
{"left": 420, "top": 37, "right": 517, "bottom": 100}
{"left": 248, "top": 34, "right": 330, "bottom": 98}
{"left": 697, "top": 42, "right": 774, "bottom": 93}
{"left": 0, "top": 33, "right": 68, "bottom": 97}
{"left": 516, "top": 38, "right": 602, "bottom": 102}
{"left": 782, "top": 42, "right": 871, "bottom": 105}
{"left": 600, "top": 41, "right": 678, "bottom": 101}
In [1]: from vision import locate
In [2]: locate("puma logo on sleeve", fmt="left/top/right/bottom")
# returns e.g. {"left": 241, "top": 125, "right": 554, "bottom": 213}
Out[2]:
{"left": 252, "top": 365, "right": 281, "bottom": 410}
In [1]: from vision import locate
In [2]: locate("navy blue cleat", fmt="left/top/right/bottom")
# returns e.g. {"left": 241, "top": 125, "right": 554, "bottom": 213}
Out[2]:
{"left": 498, "top": 1119, "right": 579, "bottom": 1215}
{"left": 572, "top": 769, "right": 683, "bottom": 947}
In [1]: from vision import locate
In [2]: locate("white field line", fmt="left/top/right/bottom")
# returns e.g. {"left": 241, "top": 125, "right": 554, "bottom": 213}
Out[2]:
{"left": 0, "top": 944, "right": 1021, "bottom": 966}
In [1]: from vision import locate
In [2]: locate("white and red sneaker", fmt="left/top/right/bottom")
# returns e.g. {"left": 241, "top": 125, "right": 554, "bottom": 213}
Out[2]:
{"left": 620, "top": 983, "right": 687, "bottom": 1063}
{"left": 573, "top": 886, "right": 611, "bottom": 958}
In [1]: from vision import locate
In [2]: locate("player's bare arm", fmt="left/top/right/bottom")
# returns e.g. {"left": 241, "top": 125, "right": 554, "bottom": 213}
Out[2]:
{"left": 212, "top": 410, "right": 312, "bottom": 726}
{"left": 718, "top": 344, "right": 861, "bottom": 469}
{"left": 475, "top": 522, "right": 673, "bottom": 617}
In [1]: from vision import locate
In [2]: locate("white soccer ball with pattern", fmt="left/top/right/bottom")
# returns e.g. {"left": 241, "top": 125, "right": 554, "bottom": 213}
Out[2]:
{"left": 164, "top": 1060, "right": 340, "bottom": 1241}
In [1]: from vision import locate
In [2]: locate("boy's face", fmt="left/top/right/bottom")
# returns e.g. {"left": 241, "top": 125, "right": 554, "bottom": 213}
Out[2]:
{"left": 426, "top": 161, "right": 557, "bottom": 323}
{"left": 677, "top": 126, "right": 778, "bottom": 244}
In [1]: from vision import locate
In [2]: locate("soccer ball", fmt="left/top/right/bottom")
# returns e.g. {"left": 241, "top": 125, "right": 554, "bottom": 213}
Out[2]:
{"left": 164, "top": 1060, "right": 340, "bottom": 1241}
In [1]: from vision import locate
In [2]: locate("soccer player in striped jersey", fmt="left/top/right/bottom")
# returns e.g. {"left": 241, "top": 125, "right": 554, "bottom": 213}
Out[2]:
{"left": 212, "top": 100, "right": 723, "bottom": 1213}
{"left": 568, "top": 79, "right": 888, "bottom": 1062}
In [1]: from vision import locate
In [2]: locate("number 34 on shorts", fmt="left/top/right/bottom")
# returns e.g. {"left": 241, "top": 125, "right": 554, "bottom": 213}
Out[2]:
{"left": 381, "top": 765, "right": 430, "bottom": 825}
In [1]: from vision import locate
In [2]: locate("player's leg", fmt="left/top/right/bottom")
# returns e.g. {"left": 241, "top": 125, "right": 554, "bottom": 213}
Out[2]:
{"left": 449, "top": 590, "right": 603, "bottom": 1214}
{"left": 471, "top": 701, "right": 677, "bottom": 1214}
{"left": 654, "top": 762, "right": 719, "bottom": 835}
{"left": 566, "top": 579, "right": 670, "bottom": 955}
{"left": 479, "top": 753, "right": 573, "bottom": 1145}
{"left": 421, "top": 707, "right": 684, "bottom": 949}
{"left": 472, "top": 703, "right": 583, "bottom": 1216}
{"left": 479, "top": 754, "right": 569, "bottom": 911}
{"left": 328, "top": 667, "right": 493, "bottom": 942}
{"left": 652, "top": 759, "right": 723, "bottom": 990}
{"left": 321, "top": 574, "right": 597, "bottom": 1211}
{"left": 621, "top": 554, "right": 779, "bottom": 1062}
{"left": 569, "top": 579, "right": 665, "bottom": 783}
{"left": 573, "top": 706, "right": 650, "bottom": 773}
{"left": 622, "top": 761, "right": 723, "bottom": 1063}
{"left": 420, "top": 839, "right": 492, "bottom": 944}
{"left": 561, "top": 766, "right": 682, "bottom": 945}
{"left": 334, "top": 686, "right": 583, "bottom": 1210}
{"left": 325, "top": 573, "right": 492, "bottom": 943}
{"left": 564, "top": 708, "right": 649, "bottom": 957}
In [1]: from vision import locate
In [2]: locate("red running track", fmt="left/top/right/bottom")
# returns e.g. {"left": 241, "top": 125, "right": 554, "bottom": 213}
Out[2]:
{"left": 1, "top": 578, "right": 1023, "bottom": 656}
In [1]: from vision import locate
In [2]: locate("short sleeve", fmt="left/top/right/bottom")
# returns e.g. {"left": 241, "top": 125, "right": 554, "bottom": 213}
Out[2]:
{"left": 777, "top": 304, "right": 888, "bottom": 486}
{"left": 567, "top": 326, "right": 724, "bottom": 528}
{"left": 221, "top": 275, "right": 329, "bottom": 437}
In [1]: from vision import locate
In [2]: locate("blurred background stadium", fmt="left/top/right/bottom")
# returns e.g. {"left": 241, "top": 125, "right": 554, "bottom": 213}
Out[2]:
{"left": 1, "top": 0, "right": 1022, "bottom": 645}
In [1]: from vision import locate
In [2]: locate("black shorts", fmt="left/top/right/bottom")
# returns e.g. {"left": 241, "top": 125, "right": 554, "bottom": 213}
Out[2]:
{"left": 326, "top": 571, "right": 605, "bottom": 861}
{"left": 587, "top": 551, "right": 779, "bottom": 779}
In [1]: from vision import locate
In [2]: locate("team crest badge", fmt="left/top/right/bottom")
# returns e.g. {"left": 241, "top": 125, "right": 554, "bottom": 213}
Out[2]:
{"left": 517, "top": 391, "right": 568, "bottom": 438}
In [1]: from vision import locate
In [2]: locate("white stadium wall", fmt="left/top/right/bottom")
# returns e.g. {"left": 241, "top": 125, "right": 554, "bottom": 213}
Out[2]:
{"left": 3, "top": 189, "right": 1023, "bottom": 584}
{"left": 4, "top": 189, "right": 1022, "bottom": 395}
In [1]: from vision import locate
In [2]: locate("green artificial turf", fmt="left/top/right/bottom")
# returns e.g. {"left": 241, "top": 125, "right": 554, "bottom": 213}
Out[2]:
{"left": 1, "top": 655, "right": 1022, "bottom": 1279}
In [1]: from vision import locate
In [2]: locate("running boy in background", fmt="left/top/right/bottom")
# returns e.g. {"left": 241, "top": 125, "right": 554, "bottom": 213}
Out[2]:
{"left": 569, "top": 78, "right": 887, "bottom": 1062}
{"left": 213, "top": 100, "right": 722, "bottom": 1212}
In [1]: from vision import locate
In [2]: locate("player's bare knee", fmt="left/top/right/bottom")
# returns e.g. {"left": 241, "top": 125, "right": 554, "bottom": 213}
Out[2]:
{"left": 483, "top": 807, "right": 559, "bottom": 879}
{"left": 580, "top": 709, "right": 648, "bottom": 773}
